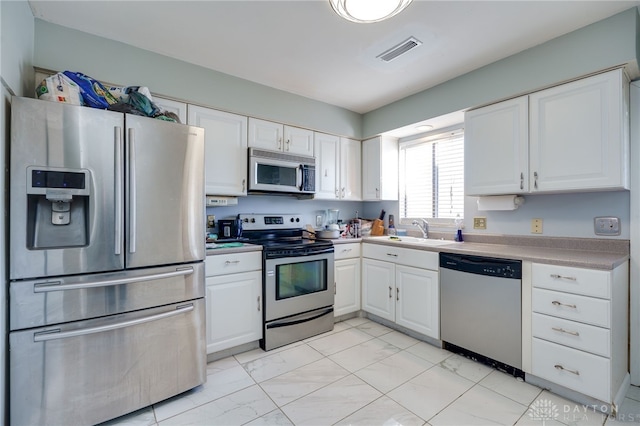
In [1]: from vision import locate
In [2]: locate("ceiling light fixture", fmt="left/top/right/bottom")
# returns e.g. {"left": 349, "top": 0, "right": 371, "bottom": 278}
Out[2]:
{"left": 329, "top": 0, "right": 413, "bottom": 24}
{"left": 416, "top": 125, "right": 433, "bottom": 132}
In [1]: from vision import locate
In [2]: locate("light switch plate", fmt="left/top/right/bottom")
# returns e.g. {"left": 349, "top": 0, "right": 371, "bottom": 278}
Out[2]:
{"left": 473, "top": 217, "right": 487, "bottom": 229}
{"left": 594, "top": 216, "right": 620, "bottom": 236}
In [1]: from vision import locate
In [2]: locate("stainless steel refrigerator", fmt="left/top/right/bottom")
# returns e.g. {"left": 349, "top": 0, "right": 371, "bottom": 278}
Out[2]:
{"left": 8, "top": 96, "right": 206, "bottom": 426}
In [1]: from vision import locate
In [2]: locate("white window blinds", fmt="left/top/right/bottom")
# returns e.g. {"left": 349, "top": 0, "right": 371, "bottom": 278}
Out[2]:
{"left": 399, "top": 130, "right": 464, "bottom": 220}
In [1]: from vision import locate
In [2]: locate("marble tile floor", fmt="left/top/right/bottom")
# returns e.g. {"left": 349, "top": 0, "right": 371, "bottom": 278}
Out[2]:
{"left": 102, "top": 318, "right": 640, "bottom": 426}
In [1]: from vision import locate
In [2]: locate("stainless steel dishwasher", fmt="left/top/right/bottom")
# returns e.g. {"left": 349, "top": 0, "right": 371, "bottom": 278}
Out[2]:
{"left": 440, "top": 252, "right": 523, "bottom": 376}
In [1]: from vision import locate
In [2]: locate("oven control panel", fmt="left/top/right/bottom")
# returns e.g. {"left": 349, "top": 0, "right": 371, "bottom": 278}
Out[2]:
{"left": 239, "top": 213, "right": 302, "bottom": 231}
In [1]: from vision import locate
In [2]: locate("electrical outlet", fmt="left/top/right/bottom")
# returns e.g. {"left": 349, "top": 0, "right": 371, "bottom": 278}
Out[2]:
{"left": 594, "top": 216, "right": 620, "bottom": 236}
{"left": 473, "top": 217, "right": 487, "bottom": 229}
{"left": 531, "top": 218, "right": 543, "bottom": 234}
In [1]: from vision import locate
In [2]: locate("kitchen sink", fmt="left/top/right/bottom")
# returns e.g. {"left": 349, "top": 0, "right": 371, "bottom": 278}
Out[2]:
{"left": 367, "top": 236, "right": 455, "bottom": 247}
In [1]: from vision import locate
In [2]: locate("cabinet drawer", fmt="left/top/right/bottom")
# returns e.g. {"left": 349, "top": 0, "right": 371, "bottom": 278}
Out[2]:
{"left": 334, "top": 243, "right": 361, "bottom": 260}
{"left": 532, "top": 263, "right": 610, "bottom": 299}
{"left": 532, "top": 288, "right": 610, "bottom": 328}
{"left": 205, "top": 251, "right": 262, "bottom": 277}
{"left": 362, "top": 243, "right": 438, "bottom": 270}
{"left": 532, "top": 312, "right": 610, "bottom": 357}
{"left": 532, "top": 338, "right": 610, "bottom": 402}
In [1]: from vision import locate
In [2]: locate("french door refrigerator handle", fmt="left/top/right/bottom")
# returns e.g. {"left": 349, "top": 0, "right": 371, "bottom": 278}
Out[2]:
{"left": 33, "top": 267, "right": 194, "bottom": 293}
{"left": 128, "top": 128, "right": 137, "bottom": 253}
{"left": 114, "top": 126, "right": 123, "bottom": 255}
{"left": 33, "top": 303, "right": 195, "bottom": 342}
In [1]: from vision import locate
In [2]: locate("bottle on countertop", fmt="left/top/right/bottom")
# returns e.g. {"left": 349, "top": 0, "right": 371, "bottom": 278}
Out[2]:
{"left": 454, "top": 214, "right": 463, "bottom": 242}
{"left": 388, "top": 214, "right": 396, "bottom": 236}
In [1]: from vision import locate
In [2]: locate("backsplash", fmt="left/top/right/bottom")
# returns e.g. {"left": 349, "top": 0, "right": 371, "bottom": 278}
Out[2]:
{"left": 207, "top": 190, "right": 630, "bottom": 240}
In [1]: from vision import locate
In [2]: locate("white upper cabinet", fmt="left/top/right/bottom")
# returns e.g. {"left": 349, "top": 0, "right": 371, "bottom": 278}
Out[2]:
{"left": 465, "top": 96, "right": 529, "bottom": 195}
{"left": 362, "top": 135, "right": 399, "bottom": 201}
{"left": 248, "top": 118, "right": 314, "bottom": 156}
{"left": 314, "top": 132, "right": 340, "bottom": 199}
{"left": 465, "top": 69, "right": 629, "bottom": 196}
{"left": 153, "top": 97, "right": 188, "bottom": 124}
{"left": 340, "top": 138, "right": 362, "bottom": 200}
{"left": 529, "top": 70, "right": 629, "bottom": 192}
{"left": 314, "top": 134, "right": 361, "bottom": 200}
{"left": 188, "top": 105, "right": 248, "bottom": 196}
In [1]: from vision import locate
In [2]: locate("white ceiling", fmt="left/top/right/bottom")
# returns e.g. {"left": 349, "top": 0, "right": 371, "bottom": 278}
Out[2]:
{"left": 29, "top": 0, "right": 640, "bottom": 136}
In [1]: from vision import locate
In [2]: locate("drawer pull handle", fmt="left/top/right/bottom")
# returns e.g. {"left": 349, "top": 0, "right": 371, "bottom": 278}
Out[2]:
{"left": 388, "top": 286, "right": 392, "bottom": 298}
{"left": 342, "top": 249, "right": 352, "bottom": 253}
{"left": 554, "top": 364, "right": 580, "bottom": 376}
{"left": 552, "top": 300, "right": 577, "bottom": 309}
{"left": 550, "top": 274, "right": 577, "bottom": 281}
{"left": 386, "top": 253, "right": 398, "bottom": 257}
{"left": 225, "top": 260, "right": 240, "bottom": 265}
{"left": 396, "top": 287, "right": 400, "bottom": 301}
{"left": 551, "top": 326, "right": 580, "bottom": 336}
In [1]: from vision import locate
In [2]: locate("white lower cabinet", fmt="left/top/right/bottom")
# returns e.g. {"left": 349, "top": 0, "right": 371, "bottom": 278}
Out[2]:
{"left": 334, "top": 243, "right": 361, "bottom": 317}
{"left": 530, "top": 261, "right": 629, "bottom": 406}
{"left": 205, "top": 251, "right": 262, "bottom": 354}
{"left": 362, "top": 244, "right": 439, "bottom": 339}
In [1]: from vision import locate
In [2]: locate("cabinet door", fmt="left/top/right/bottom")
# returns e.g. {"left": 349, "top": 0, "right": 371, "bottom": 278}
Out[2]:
{"left": 248, "top": 118, "right": 283, "bottom": 151}
{"left": 362, "top": 136, "right": 398, "bottom": 200}
{"left": 314, "top": 132, "right": 340, "bottom": 200}
{"left": 153, "top": 97, "right": 188, "bottom": 124}
{"left": 362, "top": 137, "right": 382, "bottom": 200}
{"left": 395, "top": 265, "right": 439, "bottom": 339}
{"left": 530, "top": 69, "right": 628, "bottom": 192}
{"left": 335, "top": 258, "right": 361, "bottom": 317}
{"left": 206, "top": 271, "right": 262, "bottom": 354}
{"left": 464, "top": 96, "right": 529, "bottom": 195}
{"left": 285, "top": 125, "right": 314, "bottom": 156}
{"left": 362, "top": 258, "right": 395, "bottom": 321}
{"left": 188, "top": 105, "right": 248, "bottom": 196}
{"left": 340, "top": 138, "right": 362, "bottom": 200}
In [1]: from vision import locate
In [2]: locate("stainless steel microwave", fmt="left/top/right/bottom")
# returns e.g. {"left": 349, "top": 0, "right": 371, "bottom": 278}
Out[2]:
{"left": 248, "top": 148, "right": 315, "bottom": 194}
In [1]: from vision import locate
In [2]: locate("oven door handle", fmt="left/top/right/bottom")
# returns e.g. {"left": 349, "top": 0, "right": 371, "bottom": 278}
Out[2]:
{"left": 265, "top": 247, "right": 335, "bottom": 259}
{"left": 266, "top": 307, "right": 333, "bottom": 329}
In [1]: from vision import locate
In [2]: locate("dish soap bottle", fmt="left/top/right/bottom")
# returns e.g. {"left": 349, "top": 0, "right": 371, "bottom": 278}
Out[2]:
{"left": 454, "top": 215, "right": 463, "bottom": 242}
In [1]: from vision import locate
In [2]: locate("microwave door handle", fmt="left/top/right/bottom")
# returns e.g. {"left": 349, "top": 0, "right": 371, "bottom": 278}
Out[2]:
{"left": 297, "top": 165, "right": 303, "bottom": 190}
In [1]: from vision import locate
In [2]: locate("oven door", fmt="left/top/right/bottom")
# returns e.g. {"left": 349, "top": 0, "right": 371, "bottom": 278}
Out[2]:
{"left": 264, "top": 250, "right": 334, "bottom": 321}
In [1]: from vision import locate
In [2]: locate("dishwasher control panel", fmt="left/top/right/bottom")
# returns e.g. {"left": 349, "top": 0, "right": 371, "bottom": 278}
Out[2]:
{"left": 439, "top": 253, "right": 522, "bottom": 279}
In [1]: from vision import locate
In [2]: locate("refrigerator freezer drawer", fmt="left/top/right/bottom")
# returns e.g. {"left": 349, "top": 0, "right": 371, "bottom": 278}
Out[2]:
{"left": 10, "top": 262, "right": 204, "bottom": 331}
{"left": 9, "top": 298, "right": 206, "bottom": 426}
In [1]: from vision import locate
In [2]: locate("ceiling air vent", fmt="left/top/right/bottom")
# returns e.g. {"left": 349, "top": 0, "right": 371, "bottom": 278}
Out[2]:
{"left": 376, "top": 37, "right": 422, "bottom": 62}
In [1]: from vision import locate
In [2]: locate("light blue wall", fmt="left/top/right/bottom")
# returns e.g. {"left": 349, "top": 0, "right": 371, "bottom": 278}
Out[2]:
{"left": 1, "top": 1, "right": 35, "bottom": 423}
{"left": 28, "top": 6, "right": 640, "bottom": 241}
{"left": 33, "top": 20, "right": 361, "bottom": 138}
{"left": 362, "top": 7, "right": 640, "bottom": 138}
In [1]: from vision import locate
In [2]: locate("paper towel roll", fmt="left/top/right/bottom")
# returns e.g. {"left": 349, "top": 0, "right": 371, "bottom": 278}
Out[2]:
{"left": 476, "top": 195, "right": 525, "bottom": 211}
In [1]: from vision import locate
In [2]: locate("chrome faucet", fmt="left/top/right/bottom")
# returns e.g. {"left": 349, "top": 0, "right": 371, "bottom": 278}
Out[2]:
{"left": 412, "top": 219, "right": 429, "bottom": 238}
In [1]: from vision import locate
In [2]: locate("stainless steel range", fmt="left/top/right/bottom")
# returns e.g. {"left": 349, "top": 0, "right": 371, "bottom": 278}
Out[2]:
{"left": 238, "top": 214, "right": 335, "bottom": 351}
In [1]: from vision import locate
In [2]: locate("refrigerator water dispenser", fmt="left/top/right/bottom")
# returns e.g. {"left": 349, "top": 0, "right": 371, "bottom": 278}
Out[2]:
{"left": 26, "top": 167, "right": 91, "bottom": 249}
